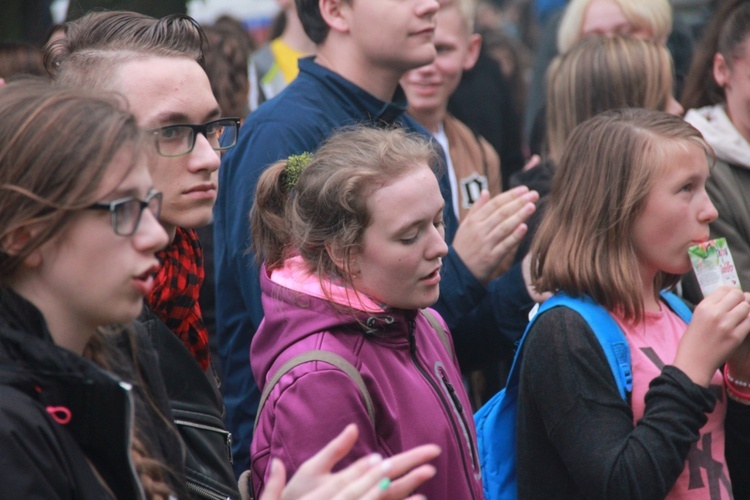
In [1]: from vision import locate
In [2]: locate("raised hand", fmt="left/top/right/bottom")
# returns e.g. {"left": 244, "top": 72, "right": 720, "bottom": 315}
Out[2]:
{"left": 674, "top": 286, "right": 750, "bottom": 387}
{"left": 256, "top": 424, "right": 441, "bottom": 500}
{"left": 452, "top": 186, "right": 538, "bottom": 285}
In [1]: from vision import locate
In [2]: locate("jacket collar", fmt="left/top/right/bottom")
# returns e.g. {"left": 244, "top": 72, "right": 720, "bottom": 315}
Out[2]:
{"left": 298, "top": 56, "right": 409, "bottom": 124}
{"left": 0, "top": 286, "right": 53, "bottom": 344}
{"left": 0, "top": 286, "right": 145, "bottom": 499}
{"left": 685, "top": 104, "right": 750, "bottom": 169}
{"left": 260, "top": 261, "right": 419, "bottom": 340}
{"left": 270, "top": 256, "right": 385, "bottom": 313}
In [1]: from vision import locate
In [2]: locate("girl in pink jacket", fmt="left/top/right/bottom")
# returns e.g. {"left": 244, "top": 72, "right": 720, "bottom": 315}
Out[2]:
{"left": 249, "top": 126, "right": 483, "bottom": 499}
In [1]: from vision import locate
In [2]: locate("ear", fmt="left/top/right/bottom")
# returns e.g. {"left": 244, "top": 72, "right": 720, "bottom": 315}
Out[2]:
{"left": 713, "top": 52, "right": 731, "bottom": 90}
{"left": 1, "top": 226, "right": 42, "bottom": 268}
{"left": 319, "top": 0, "right": 350, "bottom": 35}
{"left": 463, "top": 33, "right": 482, "bottom": 71}
{"left": 325, "top": 240, "right": 358, "bottom": 277}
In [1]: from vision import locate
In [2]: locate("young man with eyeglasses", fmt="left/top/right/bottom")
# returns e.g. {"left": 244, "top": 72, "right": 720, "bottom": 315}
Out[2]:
{"left": 45, "top": 11, "right": 241, "bottom": 498}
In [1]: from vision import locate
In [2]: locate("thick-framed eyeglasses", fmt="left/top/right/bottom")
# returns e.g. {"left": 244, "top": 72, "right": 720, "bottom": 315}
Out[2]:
{"left": 151, "top": 117, "right": 241, "bottom": 157}
{"left": 87, "top": 190, "right": 163, "bottom": 236}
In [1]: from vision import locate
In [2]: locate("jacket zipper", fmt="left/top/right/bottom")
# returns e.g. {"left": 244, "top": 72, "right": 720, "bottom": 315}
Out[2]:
{"left": 120, "top": 381, "right": 147, "bottom": 500}
{"left": 408, "top": 320, "right": 477, "bottom": 500}
{"left": 438, "top": 366, "right": 479, "bottom": 471}
{"left": 173, "top": 419, "right": 234, "bottom": 463}
{"left": 185, "top": 480, "right": 232, "bottom": 500}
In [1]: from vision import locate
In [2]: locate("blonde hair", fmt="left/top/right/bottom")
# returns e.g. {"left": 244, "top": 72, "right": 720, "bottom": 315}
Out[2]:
{"left": 442, "top": 0, "right": 478, "bottom": 33}
{"left": 557, "top": 0, "right": 672, "bottom": 53}
{"left": 546, "top": 36, "right": 675, "bottom": 163}
{"left": 531, "top": 108, "right": 711, "bottom": 322}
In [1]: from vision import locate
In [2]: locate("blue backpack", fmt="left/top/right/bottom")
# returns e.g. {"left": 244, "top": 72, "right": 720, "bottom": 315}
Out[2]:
{"left": 474, "top": 291, "right": 693, "bottom": 500}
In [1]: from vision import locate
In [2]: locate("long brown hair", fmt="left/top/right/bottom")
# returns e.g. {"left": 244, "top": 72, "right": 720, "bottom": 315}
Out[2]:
{"left": 202, "top": 24, "right": 251, "bottom": 119}
{"left": 531, "top": 108, "right": 711, "bottom": 321}
{"left": 0, "top": 80, "right": 177, "bottom": 498}
{"left": 680, "top": 0, "right": 750, "bottom": 110}
{"left": 0, "top": 79, "right": 143, "bottom": 280}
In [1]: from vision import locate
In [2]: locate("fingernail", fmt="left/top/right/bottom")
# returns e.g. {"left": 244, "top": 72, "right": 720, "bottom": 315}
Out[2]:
{"left": 368, "top": 453, "right": 383, "bottom": 465}
{"left": 381, "top": 458, "right": 393, "bottom": 472}
{"left": 378, "top": 477, "right": 391, "bottom": 491}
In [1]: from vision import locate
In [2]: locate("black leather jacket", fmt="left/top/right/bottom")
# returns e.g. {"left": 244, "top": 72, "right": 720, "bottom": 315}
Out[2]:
{"left": 139, "top": 306, "right": 240, "bottom": 499}
{"left": 0, "top": 287, "right": 184, "bottom": 498}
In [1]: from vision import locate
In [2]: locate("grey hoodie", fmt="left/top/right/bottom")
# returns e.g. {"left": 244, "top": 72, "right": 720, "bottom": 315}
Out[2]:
{"left": 685, "top": 104, "right": 750, "bottom": 292}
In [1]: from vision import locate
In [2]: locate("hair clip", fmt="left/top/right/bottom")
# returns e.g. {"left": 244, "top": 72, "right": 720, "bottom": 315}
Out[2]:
{"left": 283, "top": 152, "right": 314, "bottom": 191}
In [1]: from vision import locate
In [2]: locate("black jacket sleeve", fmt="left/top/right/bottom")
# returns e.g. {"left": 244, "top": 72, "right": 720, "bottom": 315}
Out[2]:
{"left": 138, "top": 308, "right": 240, "bottom": 498}
{"left": 452, "top": 262, "right": 534, "bottom": 372}
{"left": 726, "top": 398, "right": 750, "bottom": 499}
{"left": 517, "top": 307, "right": 717, "bottom": 499}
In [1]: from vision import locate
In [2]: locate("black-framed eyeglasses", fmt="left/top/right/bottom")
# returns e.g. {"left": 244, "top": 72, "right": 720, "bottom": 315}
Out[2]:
{"left": 151, "top": 117, "right": 241, "bottom": 157}
{"left": 87, "top": 190, "right": 163, "bottom": 236}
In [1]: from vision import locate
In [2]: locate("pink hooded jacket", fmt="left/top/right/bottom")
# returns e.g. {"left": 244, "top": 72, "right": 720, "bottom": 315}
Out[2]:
{"left": 250, "top": 259, "right": 483, "bottom": 498}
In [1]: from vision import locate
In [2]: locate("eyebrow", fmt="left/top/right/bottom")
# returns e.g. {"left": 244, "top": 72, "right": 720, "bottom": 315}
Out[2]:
{"left": 152, "top": 107, "right": 223, "bottom": 126}
{"left": 394, "top": 219, "right": 423, "bottom": 234}
{"left": 104, "top": 186, "right": 154, "bottom": 201}
{"left": 393, "top": 204, "right": 446, "bottom": 234}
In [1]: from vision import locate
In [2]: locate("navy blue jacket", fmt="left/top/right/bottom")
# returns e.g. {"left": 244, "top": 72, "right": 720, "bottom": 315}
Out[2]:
{"left": 214, "top": 57, "right": 532, "bottom": 474}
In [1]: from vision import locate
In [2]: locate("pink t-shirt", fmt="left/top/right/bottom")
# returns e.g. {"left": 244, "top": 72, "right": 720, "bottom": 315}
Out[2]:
{"left": 614, "top": 305, "right": 731, "bottom": 499}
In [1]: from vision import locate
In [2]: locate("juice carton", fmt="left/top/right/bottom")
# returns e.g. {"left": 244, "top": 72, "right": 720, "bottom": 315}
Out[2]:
{"left": 688, "top": 237, "right": 741, "bottom": 296}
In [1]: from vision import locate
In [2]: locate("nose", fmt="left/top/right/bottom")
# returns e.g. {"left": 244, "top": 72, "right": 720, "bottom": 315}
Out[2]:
{"left": 134, "top": 207, "right": 169, "bottom": 253}
{"left": 405, "top": 63, "right": 436, "bottom": 86}
{"left": 418, "top": 0, "right": 439, "bottom": 18}
{"left": 415, "top": 61, "right": 437, "bottom": 76}
{"left": 666, "top": 96, "right": 684, "bottom": 117}
{"left": 188, "top": 132, "right": 221, "bottom": 174}
{"left": 699, "top": 190, "right": 718, "bottom": 224}
{"left": 427, "top": 222, "right": 449, "bottom": 261}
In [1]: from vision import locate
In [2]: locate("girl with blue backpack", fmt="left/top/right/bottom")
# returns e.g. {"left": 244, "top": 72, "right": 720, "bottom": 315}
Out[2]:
{"left": 517, "top": 108, "right": 750, "bottom": 498}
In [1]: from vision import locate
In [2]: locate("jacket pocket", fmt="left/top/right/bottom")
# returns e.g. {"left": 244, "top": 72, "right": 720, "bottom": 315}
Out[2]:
{"left": 173, "top": 409, "right": 239, "bottom": 499}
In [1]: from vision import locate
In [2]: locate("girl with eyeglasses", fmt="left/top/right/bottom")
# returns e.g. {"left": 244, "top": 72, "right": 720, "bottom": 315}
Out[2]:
{"left": 44, "top": 12, "right": 244, "bottom": 496}
{"left": 0, "top": 80, "right": 189, "bottom": 498}
{"left": 0, "top": 80, "right": 443, "bottom": 500}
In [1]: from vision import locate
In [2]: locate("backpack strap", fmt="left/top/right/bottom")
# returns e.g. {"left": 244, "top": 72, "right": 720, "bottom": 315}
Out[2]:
{"left": 514, "top": 291, "right": 690, "bottom": 401}
{"left": 660, "top": 290, "right": 693, "bottom": 323}
{"left": 421, "top": 308, "right": 452, "bottom": 359}
{"left": 540, "top": 294, "right": 633, "bottom": 399}
{"left": 254, "top": 350, "right": 375, "bottom": 431}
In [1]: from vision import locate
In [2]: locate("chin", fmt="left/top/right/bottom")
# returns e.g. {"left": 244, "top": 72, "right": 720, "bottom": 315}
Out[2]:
{"left": 408, "top": 51, "right": 437, "bottom": 70}
{"left": 415, "top": 293, "right": 440, "bottom": 310}
{"left": 181, "top": 211, "right": 214, "bottom": 230}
